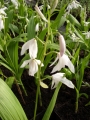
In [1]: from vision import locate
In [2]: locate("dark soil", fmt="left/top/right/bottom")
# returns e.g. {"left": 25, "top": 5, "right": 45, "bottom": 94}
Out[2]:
{"left": 11, "top": 68, "right": 90, "bottom": 120}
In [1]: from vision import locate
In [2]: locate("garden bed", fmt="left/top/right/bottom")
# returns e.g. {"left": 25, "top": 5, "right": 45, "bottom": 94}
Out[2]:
{"left": 11, "top": 68, "right": 90, "bottom": 120}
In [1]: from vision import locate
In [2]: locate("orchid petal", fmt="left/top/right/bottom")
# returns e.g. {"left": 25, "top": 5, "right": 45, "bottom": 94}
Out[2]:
{"left": 51, "top": 73, "right": 74, "bottom": 89}
{"left": 49, "top": 55, "right": 59, "bottom": 67}
{"left": 60, "top": 77, "right": 74, "bottom": 88}
{"left": 21, "top": 38, "right": 37, "bottom": 59}
{"left": 51, "top": 73, "right": 64, "bottom": 89}
{"left": 20, "top": 60, "right": 30, "bottom": 68}
{"left": 29, "top": 39, "right": 38, "bottom": 58}
{"left": 28, "top": 59, "right": 38, "bottom": 76}
{"left": 59, "top": 34, "right": 66, "bottom": 56}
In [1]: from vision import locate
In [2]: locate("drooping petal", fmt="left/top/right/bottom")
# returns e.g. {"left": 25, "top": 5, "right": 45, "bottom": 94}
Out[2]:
{"left": 49, "top": 54, "right": 59, "bottom": 67}
{"left": 20, "top": 60, "right": 30, "bottom": 68}
{"left": 51, "top": 73, "right": 65, "bottom": 89}
{"left": 60, "top": 77, "right": 74, "bottom": 88}
{"left": 59, "top": 34, "right": 66, "bottom": 56}
{"left": 35, "top": 4, "right": 48, "bottom": 23}
{"left": 21, "top": 38, "right": 37, "bottom": 59}
{"left": 28, "top": 59, "right": 38, "bottom": 76}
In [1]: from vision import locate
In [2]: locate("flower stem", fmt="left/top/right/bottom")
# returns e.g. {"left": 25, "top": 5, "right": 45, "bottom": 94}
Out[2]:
{"left": 75, "top": 87, "right": 79, "bottom": 113}
{"left": 33, "top": 78, "right": 40, "bottom": 120}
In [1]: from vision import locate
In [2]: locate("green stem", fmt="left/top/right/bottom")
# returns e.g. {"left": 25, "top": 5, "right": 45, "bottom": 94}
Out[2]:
{"left": 33, "top": 79, "right": 40, "bottom": 120}
{"left": 75, "top": 87, "right": 79, "bottom": 113}
{"left": 33, "top": 11, "right": 51, "bottom": 120}
{"left": 19, "top": 78, "right": 27, "bottom": 96}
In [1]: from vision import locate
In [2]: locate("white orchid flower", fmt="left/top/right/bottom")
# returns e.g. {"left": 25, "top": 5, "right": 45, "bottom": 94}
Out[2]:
{"left": 20, "top": 58, "right": 43, "bottom": 76}
{"left": 51, "top": 73, "right": 74, "bottom": 89}
{"left": 50, "top": 34, "right": 74, "bottom": 73}
{"left": 21, "top": 38, "right": 38, "bottom": 59}
{"left": 35, "top": 4, "right": 48, "bottom": 23}
{"left": 50, "top": 53, "right": 75, "bottom": 73}
{"left": 11, "top": 0, "right": 19, "bottom": 9}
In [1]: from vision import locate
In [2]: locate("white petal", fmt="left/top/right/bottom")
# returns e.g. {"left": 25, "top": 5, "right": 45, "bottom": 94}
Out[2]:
{"left": 60, "top": 77, "right": 74, "bottom": 88}
{"left": 0, "top": 18, "right": 4, "bottom": 31}
{"left": 28, "top": 59, "right": 38, "bottom": 76}
{"left": 49, "top": 55, "right": 59, "bottom": 67}
{"left": 51, "top": 73, "right": 65, "bottom": 89}
{"left": 60, "top": 54, "right": 75, "bottom": 73}
{"left": 51, "top": 73, "right": 74, "bottom": 89}
{"left": 59, "top": 34, "right": 66, "bottom": 56}
{"left": 20, "top": 60, "right": 30, "bottom": 68}
{"left": 29, "top": 39, "right": 38, "bottom": 58}
{"left": 35, "top": 4, "right": 48, "bottom": 23}
{"left": 21, "top": 38, "right": 37, "bottom": 58}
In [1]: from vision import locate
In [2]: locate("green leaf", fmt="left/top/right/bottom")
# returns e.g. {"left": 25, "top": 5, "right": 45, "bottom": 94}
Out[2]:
{"left": 42, "top": 83, "right": 62, "bottom": 120}
{"left": 5, "top": 9, "right": 14, "bottom": 33}
{"left": 68, "top": 14, "right": 81, "bottom": 29}
{"left": 0, "top": 78, "right": 28, "bottom": 120}
{"left": 51, "top": 5, "right": 66, "bottom": 29}
{"left": 27, "top": 16, "right": 35, "bottom": 40}
{"left": 6, "top": 40, "right": 18, "bottom": 73}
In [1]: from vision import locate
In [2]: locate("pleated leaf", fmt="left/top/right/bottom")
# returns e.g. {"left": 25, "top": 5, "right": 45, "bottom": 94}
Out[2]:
{"left": 0, "top": 78, "right": 28, "bottom": 120}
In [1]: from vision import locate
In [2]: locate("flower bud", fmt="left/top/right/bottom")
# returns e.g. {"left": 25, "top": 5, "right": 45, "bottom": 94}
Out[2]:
{"left": 59, "top": 34, "right": 66, "bottom": 56}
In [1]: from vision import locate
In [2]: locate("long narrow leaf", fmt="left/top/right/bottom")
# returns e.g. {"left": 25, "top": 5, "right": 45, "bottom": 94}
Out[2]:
{"left": 42, "top": 83, "right": 62, "bottom": 120}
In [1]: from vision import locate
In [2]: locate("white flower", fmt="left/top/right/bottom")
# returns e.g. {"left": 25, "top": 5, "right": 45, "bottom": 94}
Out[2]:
{"left": 51, "top": 73, "right": 74, "bottom": 89}
{"left": 67, "top": 0, "right": 81, "bottom": 13}
{"left": 59, "top": 34, "right": 66, "bottom": 56}
{"left": 11, "top": 0, "right": 19, "bottom": 9}
{"left": 20, "top": 58, "right": 43, "bottom": 76}
{"left": 50, "top": 53, "right": 75, "bottom": 73}
{"left": 21, "top": 38, "right": 38, "bottom": 59}
{"left": 35, "top": 4, "right": 48, "bottom": 23}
